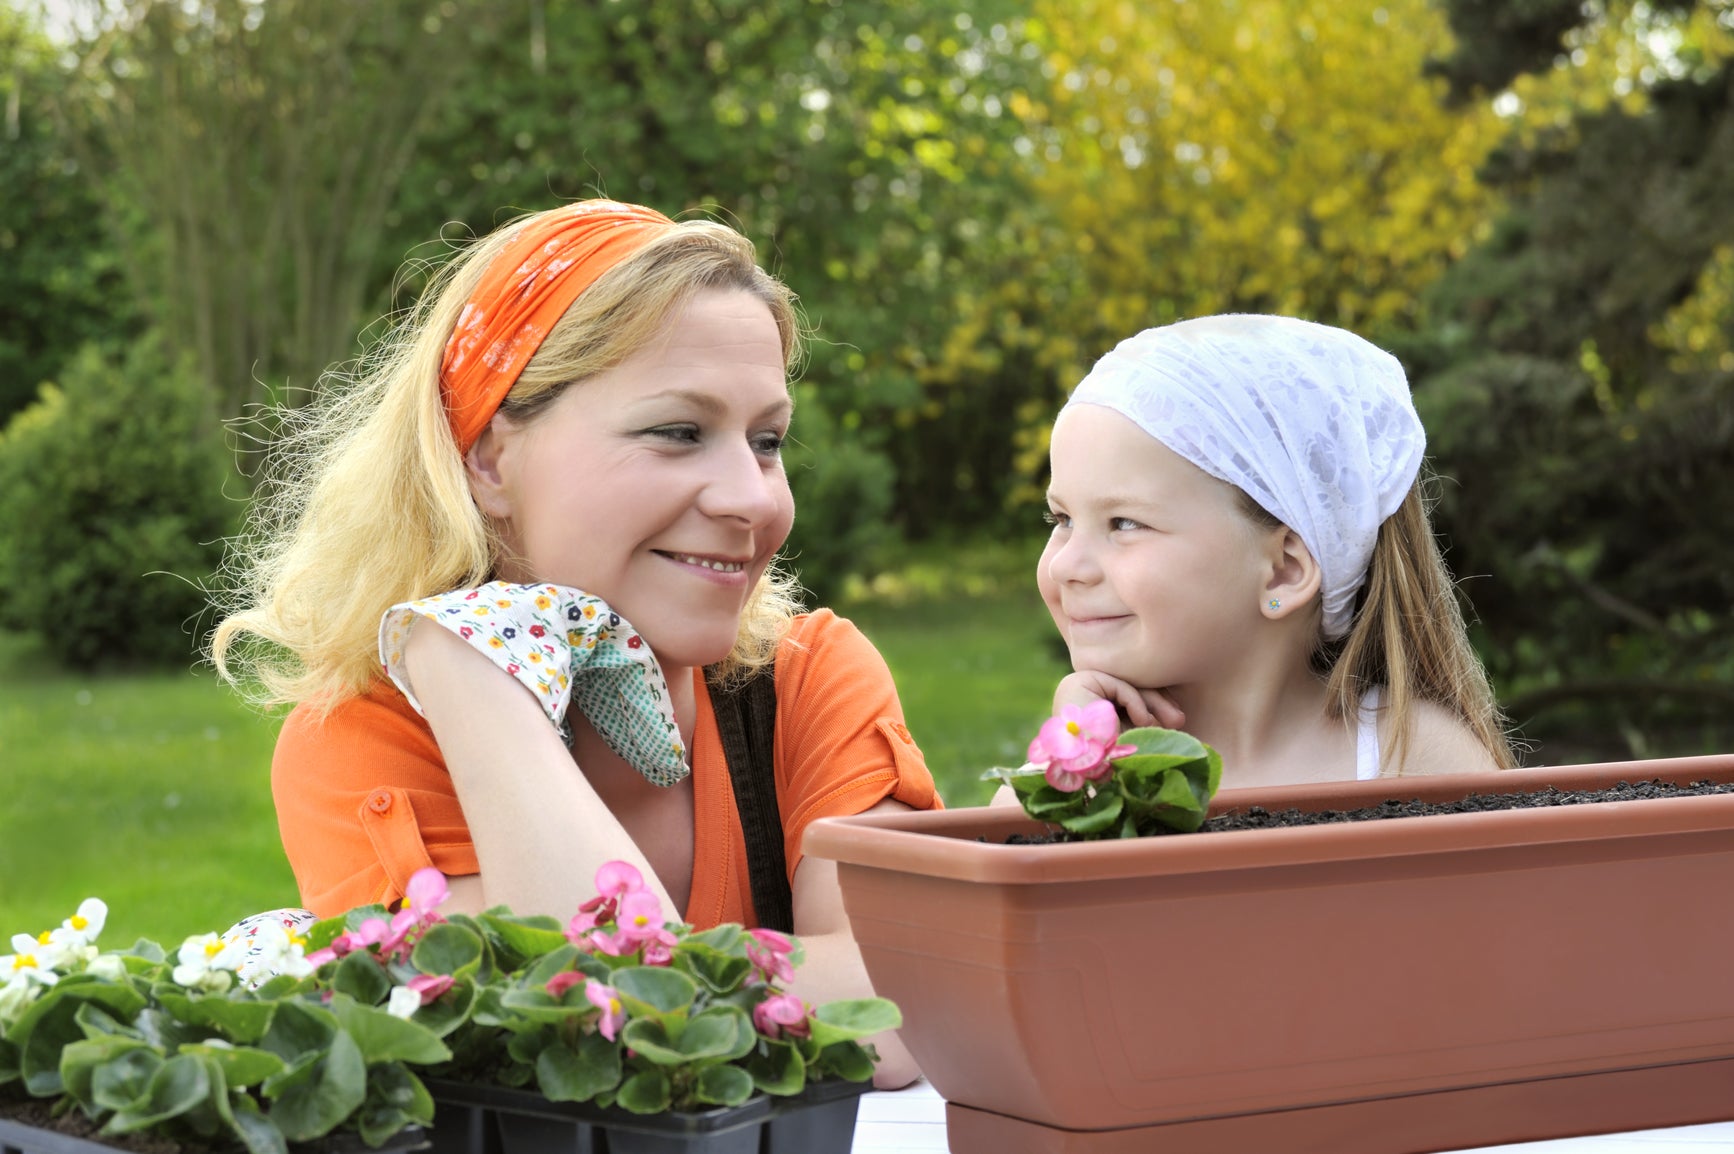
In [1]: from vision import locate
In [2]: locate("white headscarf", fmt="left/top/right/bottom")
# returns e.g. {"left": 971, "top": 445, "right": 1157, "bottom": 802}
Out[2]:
{"left": 1063, "top": 314, "right": 1424, "bottom": 639}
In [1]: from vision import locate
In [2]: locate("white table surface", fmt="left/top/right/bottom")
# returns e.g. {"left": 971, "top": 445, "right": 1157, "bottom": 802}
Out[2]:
{"left": 851, "top": 1082, "right": 1734, "bottom": 1153}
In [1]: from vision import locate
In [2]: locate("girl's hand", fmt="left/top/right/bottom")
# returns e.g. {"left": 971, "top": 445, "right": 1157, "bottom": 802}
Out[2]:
{"left": 1054, "top": 670, "right": 1186, "bottom": 731}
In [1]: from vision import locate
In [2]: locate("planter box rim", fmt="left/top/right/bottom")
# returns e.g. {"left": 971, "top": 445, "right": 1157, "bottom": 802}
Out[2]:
{"left": 805, "top": 753, "right": 1734, "bottom": 884}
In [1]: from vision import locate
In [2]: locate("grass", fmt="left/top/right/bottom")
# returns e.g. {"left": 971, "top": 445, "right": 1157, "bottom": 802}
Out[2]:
{"left": 0, "top": 536, "right": 1065, "bottom": 946}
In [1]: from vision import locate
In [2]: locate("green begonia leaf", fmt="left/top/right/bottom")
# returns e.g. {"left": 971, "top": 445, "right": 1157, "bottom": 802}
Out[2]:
{"left": 674, "top": 946, "right": 753, "bottom": 994}
{"left": 813, "top": 1040, "right": 876, "bottom": 1082}
{"left": 225, "top": 1097, "right": 289, "bottom": 1154}
{"left": 60, "top": 1035, "right": 155, "bottom": 1112}
{"left": 356, "top": 1063, "right": 434, "bottom": 1147}
{"left": 408, "top": 978, "right": 476, "bottom": 1038}
{"left": 1118, "top": 727, "right": 1210, "bottom": 760}
{"left": 102, "top": 1052, "right": 209, "bottom": 1134}
{"left": 91, "top": 1047, "right": 162, "bottom": 1112}
{"left": 745, "top": 1039, "right": 805, "bottom": 1096}
{"left": 480, "top": 915, "right": 569, "bottom": 964}
{"left": 535, "top": 1030, "right": 621, "bottom": 1102}
{"left": 411, "top": 923, "right": 484, "bottom": 982}
{"left": 260, "top": 1000, "right": 337, "bottom": 1063}
{"left": 154, "top": 991, "right": 277, "bottom": 1044}
{"left": 681, "top": 925, "right": 744, "bottom": 954}
{"left": 179, "top": 1042, "right": 287, "bottom": 1088}
{"left": 328, "top": 995, "right": 451, "bottom": 1066}
{"left": 692, "top": 1063, "right": 754, "bottom": 1107}
{"left": 1058, "top": 788, "right": 1124, "bottom": 834}
{"left": 20, "top": 981, "right": 149, "bottom": 1095}
{"left": 615, "top": 1068, "right": 672, "bottom": 1115}
{"left": 264, "top": 1028, "right": 366, "bottom": 1141}
{"left": 621, "top": 1006, "right": 751, "bottom": 1066}
{"left": 612, "top": 967, "right": 699, "bottom": 1016}
{"left": 331, "top": 952, "right": 392, "bottom": 1007}
{"left": 806, "top": 1000, "right": 901, "bottom": 1048}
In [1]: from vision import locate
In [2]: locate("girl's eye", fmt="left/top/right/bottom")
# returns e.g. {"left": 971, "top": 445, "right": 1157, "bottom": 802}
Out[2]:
{"left": 1043, "top": 510, "right": 1070, "bottom": 529}
{"left": 1109, "top": 516, "right": 1144, "bottom": 532}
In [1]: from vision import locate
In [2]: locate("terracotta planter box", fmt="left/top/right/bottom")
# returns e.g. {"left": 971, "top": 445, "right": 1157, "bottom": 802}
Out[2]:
{"left": 803, "top": 754, "right": 1734, "bottom": 1154}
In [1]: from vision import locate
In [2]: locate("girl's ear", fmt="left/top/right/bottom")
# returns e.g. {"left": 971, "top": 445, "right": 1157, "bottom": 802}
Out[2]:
{"left": 1262, "top": 527, "right": 1322, "bottom": 621}
{"left": 464, "top": 416, "right": 515, "bottom": 520}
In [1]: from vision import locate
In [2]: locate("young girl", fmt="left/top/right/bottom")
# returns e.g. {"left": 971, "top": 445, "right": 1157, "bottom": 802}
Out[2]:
{"left": 1039, "top": 314, "right": 1513, "bottom": 787}
{"left": 211, "top": 199, "right": 934, "bottom": 1084}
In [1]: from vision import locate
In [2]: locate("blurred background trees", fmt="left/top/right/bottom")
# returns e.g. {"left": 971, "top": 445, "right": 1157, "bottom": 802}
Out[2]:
{"left": 1, "top": 0, "right": 1730, "bottom": 758}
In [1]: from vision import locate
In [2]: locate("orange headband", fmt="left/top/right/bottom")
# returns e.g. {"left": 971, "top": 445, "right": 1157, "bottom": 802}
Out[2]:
{"left": 440, "top": 199, "right": 677, "bottom": 453}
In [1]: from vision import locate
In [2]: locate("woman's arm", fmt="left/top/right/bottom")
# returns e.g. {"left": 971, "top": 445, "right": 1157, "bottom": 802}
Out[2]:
{"left": 786, "top": 798, "right": 922, "bottom": 1090}
{"left": 403, "top": 620, "right": 677, "bottom": 916}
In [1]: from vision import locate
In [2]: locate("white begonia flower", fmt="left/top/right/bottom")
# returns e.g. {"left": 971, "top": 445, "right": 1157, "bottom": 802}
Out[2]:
{"left": 231, "top": 922, "right": 316, "bottom": 989}
{"left": 11, "top": 931, "right": 70, "bottom": 973}
{"left": 60, "top": 899, "right": 107, "bottom": 947}
{"left": 386, "top": 985, "right": 422, "bottom": 1020}
{"left": 0, "top": 959, "right": 56, "bottom": 1029}
{"left": 87, "top": 954, "right": 128, "bottom": 982}
{"left": 172, "top": 933, "right": 243, "bottom": 993}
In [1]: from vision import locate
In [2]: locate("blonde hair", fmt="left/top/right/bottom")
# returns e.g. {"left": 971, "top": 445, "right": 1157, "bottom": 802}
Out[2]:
{"left": 1239, "top": 470, "right": 1515, "bottom": 772}
{"left": 211, "top": 210, "right": 805, "bottom": 711}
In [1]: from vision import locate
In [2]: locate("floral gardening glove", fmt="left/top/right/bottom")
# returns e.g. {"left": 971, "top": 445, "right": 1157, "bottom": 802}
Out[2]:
{"left": 380, "top": 581, "right": 688, "bottom": 786}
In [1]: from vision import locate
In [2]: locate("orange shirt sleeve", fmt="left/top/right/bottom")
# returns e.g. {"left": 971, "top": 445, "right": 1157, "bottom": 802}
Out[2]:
{"left": 773, "top": 609, "right": 943, "bottom": 882}
{"left": 272, "top": 682, "right": 479, "bottom": 918}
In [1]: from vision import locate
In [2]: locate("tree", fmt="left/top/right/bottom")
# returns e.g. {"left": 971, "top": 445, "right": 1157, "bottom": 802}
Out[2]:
{"left": 0, "top": 4, "right": 136, "bottom": 422}
{"left": 1409, "top": 0, "right": 1734, "bottom": 757}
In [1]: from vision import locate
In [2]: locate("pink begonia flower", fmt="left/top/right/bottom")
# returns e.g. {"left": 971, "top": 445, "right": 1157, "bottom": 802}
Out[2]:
{"left": 745, "top": 929, "right": 796, "bottom": 985}
{"left": 377, "top": 867, "right": 451, "bottom": 960}
{"left": 406, "top": 973, "right": 453, "bottom": 1005}
{"left": 595, "top": 861, "right": 646, "bottom": 899}
{"left": 752, "top": 992, "right": 810, "bottom": 1040}
{"left": 566, "top": 896, "right": 616, "bottom": 941}
{"left": 545, "top": 970, "right": 586, "bottom": 999}
{"left": 585, "top": 979, "right": 625, "bottom": 1041}
{"left": 308, "top": 916, "right": 391, "bottom": 966}
{"left": 612, "top": 891, "right": 667, "bottom": 946}
{"left": 1027, "top": 700, "right": 1136, "bottom": 793}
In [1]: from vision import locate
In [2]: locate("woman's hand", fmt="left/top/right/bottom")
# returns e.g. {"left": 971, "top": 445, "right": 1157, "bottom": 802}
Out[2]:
{"left": 1053, "top": 669, "right": 1186, "bottom": 730}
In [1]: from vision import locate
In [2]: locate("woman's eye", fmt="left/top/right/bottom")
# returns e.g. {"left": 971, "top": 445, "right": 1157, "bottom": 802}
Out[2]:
{"left": 752, "top": 431, "right": 786, "bottom": 456}
{"left": 646, "top": 424, "right": 700, "bottom": 444}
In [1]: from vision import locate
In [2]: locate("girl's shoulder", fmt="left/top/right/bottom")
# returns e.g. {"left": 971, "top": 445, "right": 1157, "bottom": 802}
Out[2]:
{"left": 1391, "top": 697, "right": 1501, "bottom": 777}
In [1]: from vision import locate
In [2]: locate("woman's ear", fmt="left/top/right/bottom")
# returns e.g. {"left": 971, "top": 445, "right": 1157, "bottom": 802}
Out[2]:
{"left": 1261, "top": 527, "right": 1322, "bottom": 621}
{"left": 464, "top": 416, "right": 515, "bottom": 520}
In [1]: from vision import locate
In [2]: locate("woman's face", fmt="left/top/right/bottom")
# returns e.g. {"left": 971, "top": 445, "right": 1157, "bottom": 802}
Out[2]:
{"left": 469, "top": 288, "right": 794, "bottom": 671}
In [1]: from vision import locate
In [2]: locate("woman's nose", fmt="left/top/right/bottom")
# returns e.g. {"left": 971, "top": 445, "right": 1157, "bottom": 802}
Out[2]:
{"left": 697, "top": 442, "right": 782, "bottom": 527}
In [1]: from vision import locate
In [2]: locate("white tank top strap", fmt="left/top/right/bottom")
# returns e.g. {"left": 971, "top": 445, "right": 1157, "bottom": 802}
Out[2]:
{"left": 1355, "top": 686, "right": 1383, "bottom": 780}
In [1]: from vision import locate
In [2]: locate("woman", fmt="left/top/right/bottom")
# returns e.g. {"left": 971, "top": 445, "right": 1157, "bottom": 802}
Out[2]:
{"left": 213, "top": 200, "right": 935, "bottom": 1085}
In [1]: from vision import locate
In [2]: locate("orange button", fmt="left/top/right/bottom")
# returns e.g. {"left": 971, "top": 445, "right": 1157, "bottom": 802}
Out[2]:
{"left": 367, "top": 790, "right": 393, "bottom": 814}
{"left": 890, "top": 722, "right": 913, "bottom": 744}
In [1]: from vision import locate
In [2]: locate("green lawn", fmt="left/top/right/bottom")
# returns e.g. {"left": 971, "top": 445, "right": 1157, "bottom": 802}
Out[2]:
{"left": 0, "top": 539, "right": 1066, "bottom": 948}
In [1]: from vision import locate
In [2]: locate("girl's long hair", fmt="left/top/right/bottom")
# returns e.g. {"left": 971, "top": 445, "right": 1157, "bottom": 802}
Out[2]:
{"left": 211, "top": 214, "right": 804, "bottom": 712}
{"left": 1241, "top": 470, "right": 1515, "bottom": 772}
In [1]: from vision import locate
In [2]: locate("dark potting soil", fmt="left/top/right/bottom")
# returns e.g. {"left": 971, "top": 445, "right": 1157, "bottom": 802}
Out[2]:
{"left": 1000, "top": 778, "right": 1734, "bottom": 844}
{"left": 0, "top": 1096, "right": 183, "bottom": 1154}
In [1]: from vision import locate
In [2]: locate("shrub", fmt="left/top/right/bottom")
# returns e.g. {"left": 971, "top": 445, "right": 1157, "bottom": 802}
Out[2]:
{"left": 0, "top": 335, "right": 237, "bottom": 666}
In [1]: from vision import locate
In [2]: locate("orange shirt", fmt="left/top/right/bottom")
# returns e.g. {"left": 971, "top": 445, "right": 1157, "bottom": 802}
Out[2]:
{"left": 272, "top": 609, "right": 940, "bottom": 926}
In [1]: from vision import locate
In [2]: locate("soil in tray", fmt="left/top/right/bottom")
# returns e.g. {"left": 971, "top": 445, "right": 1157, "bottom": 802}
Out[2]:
{"left": 0, "top": 1097, "right": 182, "bottom": 1154}
{"left": 1001, "top": 779, "right": 1734, "bottom": 843}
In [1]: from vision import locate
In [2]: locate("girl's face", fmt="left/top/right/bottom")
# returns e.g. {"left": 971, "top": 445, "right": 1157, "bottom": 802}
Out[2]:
{"left": 470, "top": 288, "right": 794, "bottom": 671}
{"left": 1038, "top": 404, "right": 1272, "bottom": 690}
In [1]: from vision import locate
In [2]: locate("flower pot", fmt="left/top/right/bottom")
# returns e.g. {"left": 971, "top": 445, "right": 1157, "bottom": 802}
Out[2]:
{"left": 0, "top": 1113, "right": 429, "bottom": 1154}
{"left": 424, "top": 1077, "right": 868, "bottom": 1154}
{"left": 803, "top": 753, "right": 1734, "bottom": 1154}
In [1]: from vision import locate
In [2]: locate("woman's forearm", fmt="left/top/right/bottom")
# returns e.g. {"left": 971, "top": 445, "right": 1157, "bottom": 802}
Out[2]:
{"left": 405, "top": 622, "right": 676, "bottom": 917}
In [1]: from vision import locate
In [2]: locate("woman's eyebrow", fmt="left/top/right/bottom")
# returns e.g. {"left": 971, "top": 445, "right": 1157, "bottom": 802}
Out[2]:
{"left": 635, "top": 389, "right": 793, "bottom": 422}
